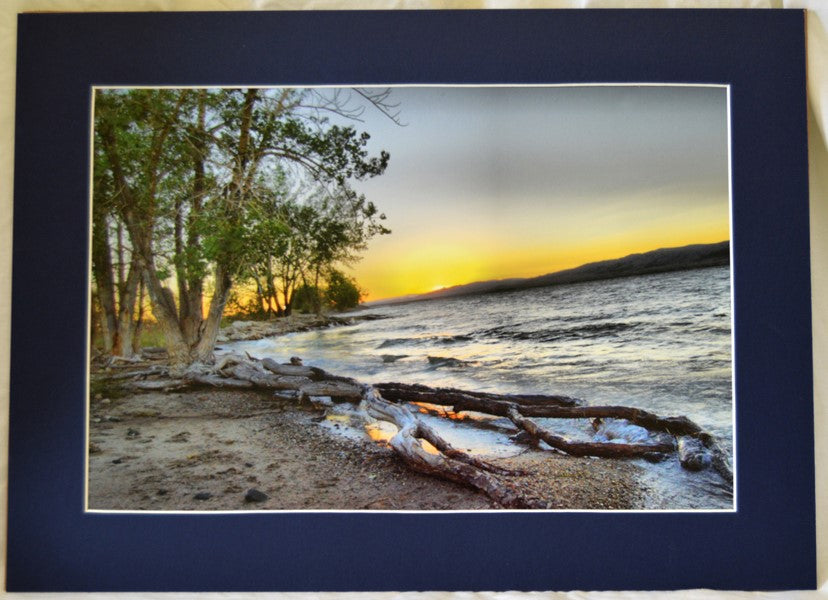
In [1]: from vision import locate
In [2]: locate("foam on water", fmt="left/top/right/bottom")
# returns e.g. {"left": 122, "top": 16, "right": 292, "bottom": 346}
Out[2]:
{"left": 226, "top": 266, "right": 734, "bottom": 509}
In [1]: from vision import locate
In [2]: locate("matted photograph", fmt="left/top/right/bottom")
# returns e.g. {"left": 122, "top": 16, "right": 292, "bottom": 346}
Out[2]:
{"left": 9, "top": 8, "right": 815, "bottom": 592}
{"left": 87, "top": 84, "right": 734, "bottom": 512}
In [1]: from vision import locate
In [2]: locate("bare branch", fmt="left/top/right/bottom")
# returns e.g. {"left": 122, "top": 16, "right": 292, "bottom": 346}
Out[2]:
{"left": 353, "top": 87, "right": 406, "bottom": 126}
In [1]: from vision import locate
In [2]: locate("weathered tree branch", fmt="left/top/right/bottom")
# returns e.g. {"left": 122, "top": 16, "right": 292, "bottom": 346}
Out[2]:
{"left": 376, "top": 381, "right": 732, "bottom": 484}
{"left": 107, "top": 354, "right": 732, "bottom": 498}
{"left": 374, "top": 381, "right": 582, "bottom": 408}
{"left": 359, "top": 386, "right": 542, "bottom": 508}
{"left": 503, "top": 405, "right": 674, "bottom": 458}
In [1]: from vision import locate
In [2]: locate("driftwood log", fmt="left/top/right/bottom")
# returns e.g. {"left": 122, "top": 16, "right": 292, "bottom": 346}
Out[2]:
{"left": 360, "top": 386, "right": 543, "bottom": 508}
{"left": 103, "top": 353, "right": 732, "bottom": 506}
{"left": 375, "top": 382, "right": 732, "bottom": 485}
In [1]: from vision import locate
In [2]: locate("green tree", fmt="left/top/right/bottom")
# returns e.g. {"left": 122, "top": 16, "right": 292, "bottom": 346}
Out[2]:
{"left": 291, "top": 283, "right": 323, "bottom": 314}
{"left": 237, "top": 180, "right": 389, "bottom": 317}
{"left": 92, "top": 89, "right": 189, "bottom": 357}
{"left": 93, "top": 87, "right": 392, "bottom": 367}
{"left": 324, "top": 269, "right": 363, "bottom": 311}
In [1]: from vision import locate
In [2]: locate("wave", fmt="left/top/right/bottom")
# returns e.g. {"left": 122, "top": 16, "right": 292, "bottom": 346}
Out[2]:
{"left": 701, "top": 326, "right": 731, "bottom": 335}
{"left": 426, "top": 356, "right": 474, "bottom": 369}
{"left": 686, "top": 359, "right": 727, "bottom": 372}
{"left": 591, "top": 418, "right": 673, "bottom": 446}
{"left": 381, "top": 354, "right": 408, "bottom": 363}
{"left": 477, "top": 321, "right": 637, "bottom": 343}
{"left": 377, "top": 334, "right": 474, "bottom": 349}
{"left": 377, "top": 337, "right": 415, "bottom": 349}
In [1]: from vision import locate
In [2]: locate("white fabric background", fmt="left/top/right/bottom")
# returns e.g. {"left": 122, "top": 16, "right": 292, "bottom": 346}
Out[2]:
{"left": 0, "top": 1, "right": 826, "bottom": 598}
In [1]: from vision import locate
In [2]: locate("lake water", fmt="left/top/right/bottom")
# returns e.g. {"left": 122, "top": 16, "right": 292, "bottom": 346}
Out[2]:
{"left": 227, "top": 266, "right": 734, "bottom": 510}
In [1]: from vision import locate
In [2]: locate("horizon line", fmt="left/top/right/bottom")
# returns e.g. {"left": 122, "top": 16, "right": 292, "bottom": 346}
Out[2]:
{"left": 363, "top": 238, "right": 730, "bottom": 304}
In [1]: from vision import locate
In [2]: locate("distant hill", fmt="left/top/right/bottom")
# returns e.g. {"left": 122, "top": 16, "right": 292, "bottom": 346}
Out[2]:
{"left": 368, "top": 241, "right": 730, "bottom": 307}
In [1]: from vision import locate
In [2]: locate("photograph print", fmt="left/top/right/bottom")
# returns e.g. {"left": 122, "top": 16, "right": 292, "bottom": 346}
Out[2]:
{"left": 87, "top": 84, "right": 734, "bottom": 512}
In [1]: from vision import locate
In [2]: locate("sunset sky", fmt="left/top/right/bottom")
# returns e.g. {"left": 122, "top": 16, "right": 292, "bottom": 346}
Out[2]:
{"left": 339, "top": 86, "right": 730, "bottom": 301}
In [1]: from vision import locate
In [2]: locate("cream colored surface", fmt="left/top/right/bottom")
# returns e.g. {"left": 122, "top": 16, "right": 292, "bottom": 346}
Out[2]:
{"left": 1, "top": 1, "right": 826, "bottom": 598}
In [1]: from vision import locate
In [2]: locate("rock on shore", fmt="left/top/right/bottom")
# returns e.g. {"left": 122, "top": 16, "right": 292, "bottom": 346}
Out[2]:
{"left": 217, "top": 313, "right": 386, "bottom": 343}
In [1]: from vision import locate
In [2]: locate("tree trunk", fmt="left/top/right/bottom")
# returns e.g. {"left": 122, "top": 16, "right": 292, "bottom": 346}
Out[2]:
{"left": 181, "top": 281, "right": 205, "bottom": 348}
{"left": 174, "top": 192, "right": 191, "bottom": 326}
{"left": 91, "top": 213, "right": 118, "bottom": 354}
{"left": 113, "top": 254, "right": 141, "bottom": 357}
{"left": 116, "top": 221, "right": 125, "bottom": 295}
{"left": 313, "top": 267, "right": 323, "bottom": 315}
{"left": 131, "top": 279, "right": 145, "bottom": 354}
{"left": 181, "top": 89, "right": 207, "bottom": 345}
{"left": 192, "top": 265, "right": 233, "bottom": 363}
{"left": 99, "top": 90, "right": 192, "bottom": 367}
{"left": 140, "top": 264, "right": 191, "bottom": 367}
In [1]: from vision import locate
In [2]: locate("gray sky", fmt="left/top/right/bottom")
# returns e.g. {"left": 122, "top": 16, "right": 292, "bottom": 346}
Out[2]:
{"left": 327, "top": 85, "right": 729, "bottom": 299}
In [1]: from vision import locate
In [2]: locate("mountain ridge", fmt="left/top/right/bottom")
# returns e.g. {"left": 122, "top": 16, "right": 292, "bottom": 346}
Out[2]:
{"left": 367, "top": 240, "right": 730, "bottom": 307}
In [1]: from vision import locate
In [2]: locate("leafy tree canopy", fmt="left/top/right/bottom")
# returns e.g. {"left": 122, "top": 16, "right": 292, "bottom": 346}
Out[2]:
{"left": 92, "top": 87, "right": 394, "bottom": 364}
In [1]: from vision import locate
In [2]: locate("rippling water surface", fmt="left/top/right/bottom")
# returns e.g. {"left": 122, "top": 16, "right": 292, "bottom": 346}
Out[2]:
{"left": 228, "top": 266, "right": 734, "bottom": 510}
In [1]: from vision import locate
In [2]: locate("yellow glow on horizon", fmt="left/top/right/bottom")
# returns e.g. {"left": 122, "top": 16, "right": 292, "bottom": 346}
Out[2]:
{"left": 354, "top": 206, "right": 729, "bottom": 302}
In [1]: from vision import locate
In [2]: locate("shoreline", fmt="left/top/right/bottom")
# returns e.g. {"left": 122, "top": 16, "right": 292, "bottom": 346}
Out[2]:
{"left": 87, "top": 386, "right": 645, "bottom": 511}
{"left": 215, "top": 312, "right": 386, "bottom": 344}
{"left": 88, "top": 306, "right": 732, "bottom": 511}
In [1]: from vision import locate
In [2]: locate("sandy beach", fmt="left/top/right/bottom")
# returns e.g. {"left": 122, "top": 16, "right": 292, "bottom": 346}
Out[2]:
{"left": 87, "top": 385, "right": 644, "bottom": 511}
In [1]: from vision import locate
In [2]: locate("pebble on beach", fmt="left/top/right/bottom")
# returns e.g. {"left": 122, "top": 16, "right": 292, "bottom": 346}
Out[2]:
{"left": 244, "top": 489, "right": 268, "bottom": 503}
